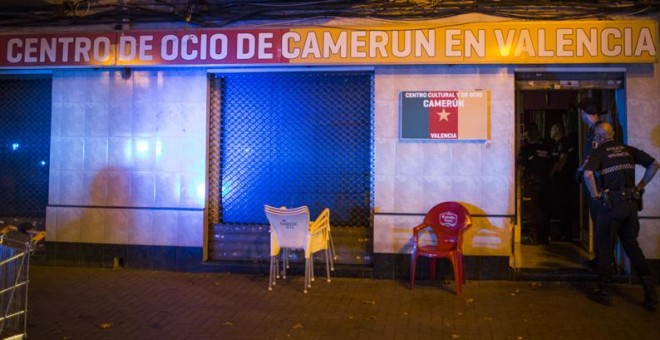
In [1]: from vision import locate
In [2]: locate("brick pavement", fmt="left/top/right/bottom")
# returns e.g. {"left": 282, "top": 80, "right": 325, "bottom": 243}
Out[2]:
{"left": 24, "top": 266, "right": 659, "bottom": 340}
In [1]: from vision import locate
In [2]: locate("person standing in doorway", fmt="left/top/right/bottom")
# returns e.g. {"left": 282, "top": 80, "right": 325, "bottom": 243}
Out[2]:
{"left": 549, "top": 122, "right": 575, "bottom": 241}
{"left": 583, "top": 121, "right": 659, "bottom": 311}
{"left": 517, "top": 123, "right": 552, "bottom": 245}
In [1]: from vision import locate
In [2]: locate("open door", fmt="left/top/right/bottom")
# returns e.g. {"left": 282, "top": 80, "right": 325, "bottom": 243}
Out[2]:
{"left": 513, "top": 70, "right": 626, "bottom": 269}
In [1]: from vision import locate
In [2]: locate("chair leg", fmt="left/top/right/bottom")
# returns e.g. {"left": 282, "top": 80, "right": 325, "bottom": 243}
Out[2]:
{"left": 310, "top": 254, "right": 315, "bottom": 283}
{"left": 325, "top": 248, "right": 331, "bottom": 283}
{"left": 327, "top": 238, "right": 335, "bottom": 271}
{"left": 329, "top": 232, "right": 337, "bottom": 267}
{"left": 304, "top": 258, "right": 310, "bottom": 294}
{"left": 410, "top": 252, "right": 417, "bottom": 289}
{"left": 268, "top": 256, "right": 277, "bottom": 291}
{"left": 458, "top": 252, "right": 466, "bottom": 284}
{"left": 451, "top": 253, "right": 462, "bottom": 295}
{"left": 280, "top": 251, "right": 287, "bottom": 279}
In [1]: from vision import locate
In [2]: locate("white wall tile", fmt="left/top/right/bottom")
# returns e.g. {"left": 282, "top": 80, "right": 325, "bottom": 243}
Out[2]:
{"left": 60, "top": 103, "right": 85, "bottom": 137}
{"left": 109, "top": 102, "right": 134, "bottom": 137}
{"left": 393, "top": 175, "right": 425, "bottom": 212}
{"left": 451, "top": 143, "right": 482, "bottom": 177}
{"left": 48, "top": 171, "right": 61, "bottom": 204}
{"left": 375, "top": 137, "right": 396, "bottom": 175}
{"left": 152, "top": 210, "right": 179, "bottom": 246}
{"left": 106, "top": 170, "right": 132, "bottom": 206}
{"left": 373, "top": 215, "right": 418, "bottom": 254}
{"left": 55, "top": 208, "right": 83, "bottom": 242}
{"left": 131, "top": 172, "right": 156, "bottom": 207}
{"left": 133, "top": 102, "right": 158, "bottom": 137}
{"left": 176, "top": 137, "right": 206, "bottom": 173}
{"left": 395, "top": 142, "right": 424, "bottom": 175}
{"left": 374, "top": 174, "right": 395, "bottom": 213}
{"left": 374, "top": 100, "right": 398, "bottom": 138}
{"left": 155, "top": 173, "right": 181, "bottom": 207}
{"left": 108, "top": 70, "right": 135, "bottom": 102}
{"left": 179, "top": 172, "right": 205, "bottom": 209}
{"left": 177, "top": 210, "right": 204, "bottom": 247}
{"left": 59, "top": 170, "right": 84, "bottom": 205}
{"left": 108, "top": 137, "right": 133, "bottom": 169}
{"left": 154, "top": 136, "right": 182, "bottom": 172}
{"left": 45, "top": 207, "right": 59, "bottom": 241}
{"left": 83, "top": 137, "right": 108, "bottom": 171}
{"left": 129, "top": 209, "right": 154, "bottom": 245}
{"left": 84, "top": 103, "right": 109, "bottom": 137}
{"left": 49, "top": 136, "right": 63, "bottom": 171}
{"left": 83, "top": 170, "right": 107, "bottom": 206}
{"left": 51, "top": 102, "right": 65, "bottom": 137}
{"left": 422, "top": 143, "right": 453, "bottom": 176}
{"left": 80, "top": 208, "right": 106, "bottom": 243}
{"left": 132, "top": 136, "right": 156, "bottom": 171}
{"left": 59, "top": 137, "right": 85, "bottom": 170}
{"left": 104, "top": 209, "right": 131, "bottom": 244}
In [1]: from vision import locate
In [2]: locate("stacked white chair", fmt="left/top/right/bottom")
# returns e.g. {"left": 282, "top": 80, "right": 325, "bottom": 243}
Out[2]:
{"left": 265, "top": 205, "right": 333, "bottom": 293}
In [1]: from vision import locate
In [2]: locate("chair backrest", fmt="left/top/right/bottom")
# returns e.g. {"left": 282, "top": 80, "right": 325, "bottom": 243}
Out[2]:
{"left": 264, "top": 205, "right": 311, "bottom": 249}
{"left": 424, "top": 202, "right": 472, "bottom": 245}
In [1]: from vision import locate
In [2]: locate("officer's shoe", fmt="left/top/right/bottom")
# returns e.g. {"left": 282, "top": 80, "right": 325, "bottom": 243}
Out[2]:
{"left": 588, "top": 288, "right": 613, "bottom": 307}
{"left": 582, "top": 258, "right": 596, "bottom": 272}
{"left": 641, "top": 276, "right": 658, "bottom": 312}
{"left": 643, "top": 298, "right": 658, "bottom": 312}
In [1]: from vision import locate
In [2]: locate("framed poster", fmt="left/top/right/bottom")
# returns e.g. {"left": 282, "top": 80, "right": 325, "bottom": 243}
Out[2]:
{"left": 400, "top": 90, "right": 489, "bottom": 141}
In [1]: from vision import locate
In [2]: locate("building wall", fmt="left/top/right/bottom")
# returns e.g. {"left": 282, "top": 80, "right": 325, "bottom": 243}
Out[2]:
{"left": 627, "top": 62, "right": 660, "bottom": 258}
{"left": 46, "top": 69, "right": 208, "bottom": 248}
{"left": 39, "top": 13, "right": 660, "bottom": 262}
{"left": 42, "top": 63, "right": 660, "bottom": 261}
{"left": 373, "top": 65, "right": 514, "bottom": 257}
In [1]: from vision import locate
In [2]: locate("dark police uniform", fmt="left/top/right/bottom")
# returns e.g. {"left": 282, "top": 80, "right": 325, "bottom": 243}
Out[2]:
{"left": 583, "top": 139, "right": 655, "bottom": 284}
{"left": 551, "top": 134, "right": 575, "bottom": 240}
{"left": 517, "top": 139, "right": 552, "bottom": 244}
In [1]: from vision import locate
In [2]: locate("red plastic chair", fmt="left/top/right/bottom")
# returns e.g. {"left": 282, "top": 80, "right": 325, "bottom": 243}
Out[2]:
{"left": 409, "top": 202, "right": 472, "bottom": 295}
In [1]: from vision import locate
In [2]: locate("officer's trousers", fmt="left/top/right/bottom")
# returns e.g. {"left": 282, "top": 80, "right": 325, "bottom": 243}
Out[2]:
{"left": 522, "top": 176, "right": 550, "bottom": 244}
{"left": 593, "top": 198, "right": 651, "bottom": 281}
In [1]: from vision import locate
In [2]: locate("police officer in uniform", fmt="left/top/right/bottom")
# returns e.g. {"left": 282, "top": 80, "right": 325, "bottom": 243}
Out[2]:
{"left": 517, "top": 123, "right": 552, "bottom": 245}
{"left": 549, "top": 122, "right": 575, "bottom": 241}
{"left": 583, "top": 122, "right": 659, "bottom": 311}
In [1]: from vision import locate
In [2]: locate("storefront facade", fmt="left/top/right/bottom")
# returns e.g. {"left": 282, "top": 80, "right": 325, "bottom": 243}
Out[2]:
{"left": 1, "top": 13, "right": 658, "bottom": 278}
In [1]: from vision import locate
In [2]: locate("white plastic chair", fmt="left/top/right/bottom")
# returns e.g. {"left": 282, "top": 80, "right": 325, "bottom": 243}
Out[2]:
{"left": 265, "top": 205, "right": 333, "bottom": 293}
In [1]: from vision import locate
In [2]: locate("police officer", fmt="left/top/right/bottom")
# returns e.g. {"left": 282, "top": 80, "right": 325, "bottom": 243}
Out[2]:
{"left": 517, "top": 123, "right": 552, "bottom": 245}
{"left": 549, "top": 122, "right": 575, "bottom": 241}
{"left": 583, "top": 121, "right": 659, "bottom": 311}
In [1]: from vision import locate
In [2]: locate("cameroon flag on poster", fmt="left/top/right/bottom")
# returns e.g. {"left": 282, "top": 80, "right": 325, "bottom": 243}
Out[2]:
{"left": 400, "top": 90, "right": 489, "bottom": 140}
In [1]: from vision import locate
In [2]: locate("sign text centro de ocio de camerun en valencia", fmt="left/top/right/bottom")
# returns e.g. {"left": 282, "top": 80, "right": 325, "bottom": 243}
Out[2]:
{"left": 0, "top": 20, "right": 656, "bottom": 68}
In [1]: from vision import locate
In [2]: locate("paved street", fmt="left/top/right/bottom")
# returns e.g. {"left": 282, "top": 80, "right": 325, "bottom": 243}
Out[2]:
{"left": 22, "top": 266, "right": 659, "bottom": 339}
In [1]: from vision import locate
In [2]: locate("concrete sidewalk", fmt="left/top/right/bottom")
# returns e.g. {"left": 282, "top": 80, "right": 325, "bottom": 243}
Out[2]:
{"left": 24, "top": 266, "right": 658, "bottom": 340}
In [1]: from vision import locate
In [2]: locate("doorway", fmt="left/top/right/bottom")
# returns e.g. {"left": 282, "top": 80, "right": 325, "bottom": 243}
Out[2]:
{"left": 513, "top": 70, "right": 626, "bottom": 269}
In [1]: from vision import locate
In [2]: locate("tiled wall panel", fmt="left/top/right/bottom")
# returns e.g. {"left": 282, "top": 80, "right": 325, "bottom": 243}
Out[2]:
{"left": 626, "top": 63, "right": 660, "bottom": 258}
{"left": 47, "top": 69, "right": 207, "bottom": 247}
